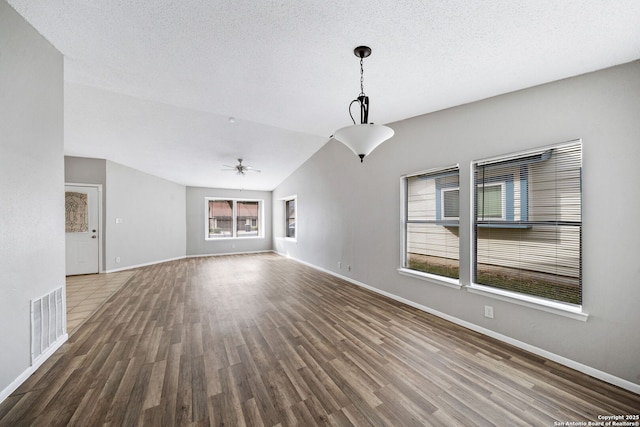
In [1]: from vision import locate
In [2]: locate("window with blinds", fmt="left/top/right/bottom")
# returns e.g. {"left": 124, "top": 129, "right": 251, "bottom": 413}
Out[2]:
{"left": 473, "top": 141, "right": 582, "bottom": 305}
{"left": 404, "top": 166, "right": 460, "bottom": 279}
{"left": 285, "top": 198, "right": 296, "bottom": 238}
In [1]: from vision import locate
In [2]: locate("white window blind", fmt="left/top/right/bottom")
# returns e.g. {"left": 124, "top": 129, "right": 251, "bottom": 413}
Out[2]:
{"left": 286, "top": 199, "right": 296, "bottom": 238}
{"left": 404, "top": 166, "right": 460, "bottom": 279}
{"left": 473, "top": 141, "right": 582, "bottom": 305}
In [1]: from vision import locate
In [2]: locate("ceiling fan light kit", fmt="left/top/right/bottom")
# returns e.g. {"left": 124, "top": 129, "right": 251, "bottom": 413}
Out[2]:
{"left": 223, "top": 158, "right": 261, "bottom": 175}
{"left": 332, "top": 46, "right": 394, "bottom": 163}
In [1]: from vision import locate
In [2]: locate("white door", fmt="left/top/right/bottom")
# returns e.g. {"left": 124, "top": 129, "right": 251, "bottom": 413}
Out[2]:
{"left": 65, "top": 185, "right": 100, "bottom": 275}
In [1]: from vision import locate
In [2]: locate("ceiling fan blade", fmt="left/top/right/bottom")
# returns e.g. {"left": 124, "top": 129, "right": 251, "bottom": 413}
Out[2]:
{"left": 221, "top": 159, "right": 260, "bottom": 174}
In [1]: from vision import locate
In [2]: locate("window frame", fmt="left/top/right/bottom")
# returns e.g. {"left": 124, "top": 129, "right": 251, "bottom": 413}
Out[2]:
{"left": 204, "top": 197, "right": 264, "bottom": 240}
{"left": 399, "top": 165, "right": 461, "bottom": 289}
{"left": 285, "top": 196, "right": 297, "bottom": 240}
{"left": 476, "top": 182, "right": 506, "bottom": 221}
{"left": 470, "top": 140, "right": 583, "bottom": 311}
{"left": 440, "top": 187, "right": 460, "bottom": 220}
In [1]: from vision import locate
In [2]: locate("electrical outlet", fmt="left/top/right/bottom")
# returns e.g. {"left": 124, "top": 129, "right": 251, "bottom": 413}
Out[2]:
{"left": 484, "top": 305, "right": 494, "bottom": 318}
{"left": 338, "top": 261, "right": 342, "bottom": 269}
{"left": 115, "top": 256, "right": 121, "bottom": 263}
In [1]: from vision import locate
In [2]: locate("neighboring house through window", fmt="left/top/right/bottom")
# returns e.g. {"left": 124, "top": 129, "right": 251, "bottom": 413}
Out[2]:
{"left": 402, "top": 165, "right": 460, "bottom": 280}
{"left": 476, "top": 183, "right": 505, "bottom": 220}
{"left": 441, "top": 187, "right": 460, "bottom": 220}
{"left": 472, "top": 141, "right": 582, "bottom": 305}
{"left": 206, "top": 198, "right": 262, "bottom": 239}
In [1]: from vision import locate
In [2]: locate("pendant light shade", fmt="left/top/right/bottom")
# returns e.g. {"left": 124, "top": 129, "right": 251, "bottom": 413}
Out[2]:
{"left": 333, "top": 46, "right": 394, "bottom": 162}
{"left": 333, "top": 123, "right": 395, "bottom": 162}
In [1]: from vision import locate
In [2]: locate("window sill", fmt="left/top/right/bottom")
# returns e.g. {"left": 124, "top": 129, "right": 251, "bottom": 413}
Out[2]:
{"left": 205, "top": 236, "right": 264, "bottom": 241}
{"left": 398, "top": 268, "right": 462, "bottom": 290}
{"left": 467, "top": 283, "right": 589, "bottom": 321}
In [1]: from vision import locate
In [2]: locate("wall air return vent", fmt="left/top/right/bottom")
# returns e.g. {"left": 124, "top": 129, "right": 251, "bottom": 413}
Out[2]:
{"left": 31, "top": 286, "right": 66, "bottom": 364}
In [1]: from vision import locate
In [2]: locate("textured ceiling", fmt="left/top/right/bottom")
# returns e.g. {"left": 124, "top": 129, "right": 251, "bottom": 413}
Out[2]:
{"left": 7, "top": 0, "right": 640, "bottom": 190}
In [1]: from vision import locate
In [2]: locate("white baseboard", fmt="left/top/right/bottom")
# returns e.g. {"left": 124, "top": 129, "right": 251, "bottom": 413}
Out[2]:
{"left": 0, "top": 333, "right": 68, "bottom": 404}
{"left": 279, "top": 252, "right": 640, "bottom": 396}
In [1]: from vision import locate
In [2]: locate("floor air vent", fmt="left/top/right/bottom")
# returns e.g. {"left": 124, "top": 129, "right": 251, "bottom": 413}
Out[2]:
{"left": 31, "top": 286, "right": 66, "bottom": 364}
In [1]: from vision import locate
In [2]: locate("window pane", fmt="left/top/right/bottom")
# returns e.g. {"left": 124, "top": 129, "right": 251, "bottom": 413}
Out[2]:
{"left": 406, "top": 223, "right": 459, "bottom": 278}
{"left": 473, "top": 142, "right": 582, "bottom": 305}
{"left": 286, "top": 199, "right": 296, "bottom": 238}
{"left": 405, "top": 168, "right": 459, "bottom": 279}
{"left": 443, "top": 189, "right": 459, "bottom": 219}
{"left": 208, "top": 200, "right": 233, "bottom": 238}
{"left": 237, "top": 201, "right": 259, "bottom": 237}
{"left": 477, "top": 185, "right": 503, "bottom": 219}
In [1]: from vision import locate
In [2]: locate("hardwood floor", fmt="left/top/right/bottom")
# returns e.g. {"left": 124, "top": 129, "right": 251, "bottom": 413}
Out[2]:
{"left": 1, "top": 253, "right": 638, "bottom": 426}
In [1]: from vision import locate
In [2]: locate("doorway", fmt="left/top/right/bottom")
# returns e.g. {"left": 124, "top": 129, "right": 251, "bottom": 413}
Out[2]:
{"left": 65, "top": 184, "right": 102, "bottom": 275}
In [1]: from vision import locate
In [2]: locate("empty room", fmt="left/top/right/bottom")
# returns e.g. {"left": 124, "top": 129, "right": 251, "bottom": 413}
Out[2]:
{"left": 1, "top": 0, "right": 640, "bottom": 425}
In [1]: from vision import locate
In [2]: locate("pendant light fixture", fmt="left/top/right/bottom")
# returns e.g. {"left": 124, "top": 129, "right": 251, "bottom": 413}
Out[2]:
{"left": 332, "top": 46, "right": 394, "bottom": 162}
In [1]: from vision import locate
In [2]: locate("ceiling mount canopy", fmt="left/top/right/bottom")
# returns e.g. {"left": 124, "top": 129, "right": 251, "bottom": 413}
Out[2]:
{"left": 353, "top": 45, "right": 371, "bottom": 59}
{"left": 332, "top": 46, "right": 394, "bottom": 163}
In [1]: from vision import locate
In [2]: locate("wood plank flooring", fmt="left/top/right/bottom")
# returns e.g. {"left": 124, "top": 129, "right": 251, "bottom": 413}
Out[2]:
{"left": 1, "top": 253, "right": 638, "bottom": 426}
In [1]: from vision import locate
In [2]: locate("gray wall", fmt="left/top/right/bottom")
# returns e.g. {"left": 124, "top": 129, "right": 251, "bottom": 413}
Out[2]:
{"left": 187, "top": 187, "right": 272, "bottom": 256}
{"left": 273, "top": 61, "right": 640, "bottom": 387}
{"left": 64, "top": 156, "right": 107, "bottom": 270}
{"left": 0, "top": 1, "right": 65, "bottom": 396}
{"left": 65, "top": 156, "right": 107, "bottom": 185}
{"left": 105, "top": 161, "right": 186, "bottom": 271}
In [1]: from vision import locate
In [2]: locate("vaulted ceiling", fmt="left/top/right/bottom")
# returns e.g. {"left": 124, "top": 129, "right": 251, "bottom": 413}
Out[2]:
{"left": 8, "top": 0, "right": 640, "bottom": 190}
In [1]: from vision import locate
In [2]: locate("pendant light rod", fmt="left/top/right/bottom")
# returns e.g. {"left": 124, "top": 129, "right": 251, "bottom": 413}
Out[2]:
{"left": 332, "top": 45, "right": 394, "bottom": 163}
{"left": 354, "top": 46, "right": 371, "bottom": 126}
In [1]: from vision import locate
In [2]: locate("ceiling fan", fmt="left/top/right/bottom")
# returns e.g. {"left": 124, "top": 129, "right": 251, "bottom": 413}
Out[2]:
{"left": 222, "top": 158, "right": 261, "bottom": 175}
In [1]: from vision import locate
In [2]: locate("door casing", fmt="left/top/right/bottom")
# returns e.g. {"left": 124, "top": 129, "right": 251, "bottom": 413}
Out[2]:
{"left": 65, "top": 183, "right": 103, "bottom": 275}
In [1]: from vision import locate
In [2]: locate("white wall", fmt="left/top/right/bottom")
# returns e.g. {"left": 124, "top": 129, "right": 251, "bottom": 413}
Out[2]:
{"left": 186, "top": 187, "right": 272, "bottom": 256}
{"left": 273, "top": 60, "right": 640, "bottom": 389}
{"left": 0, "top": 1, "right": 65, "bottom": 398}
{"left": 105, "top": 161, "right": 186, "bottom": 271}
